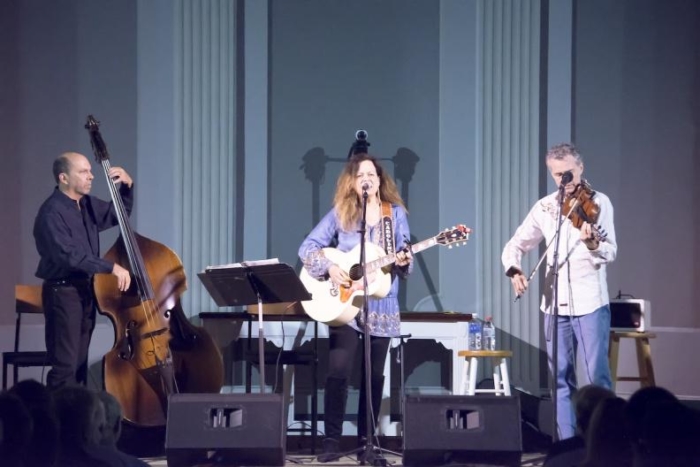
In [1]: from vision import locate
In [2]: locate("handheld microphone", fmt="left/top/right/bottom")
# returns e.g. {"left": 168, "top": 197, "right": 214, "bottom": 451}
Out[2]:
{"left": 361, "top": 181, "right": 372, "bottom": 191}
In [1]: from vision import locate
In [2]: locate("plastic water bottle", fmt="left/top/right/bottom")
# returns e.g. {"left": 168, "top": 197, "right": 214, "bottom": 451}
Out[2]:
{"left": 483, "top": 316, "right": 496, "bottom": 351}
{"left": 468, "top": 315, "right": 483, "bottom": 350}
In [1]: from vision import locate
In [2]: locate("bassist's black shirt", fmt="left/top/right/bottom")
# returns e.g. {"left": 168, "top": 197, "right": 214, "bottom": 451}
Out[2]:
{"left": 33, "top": 185, "right": 133, "bottom": 281}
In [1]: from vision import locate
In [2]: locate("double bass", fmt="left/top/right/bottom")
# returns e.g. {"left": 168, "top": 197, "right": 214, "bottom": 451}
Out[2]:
{"left": 85, "top": 115, "right": 223, "bottom": 427}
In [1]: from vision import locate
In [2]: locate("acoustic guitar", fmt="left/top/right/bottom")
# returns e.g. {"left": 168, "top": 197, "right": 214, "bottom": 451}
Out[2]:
{"left": 300, "top": 225, "right": 471, "bottom": 326}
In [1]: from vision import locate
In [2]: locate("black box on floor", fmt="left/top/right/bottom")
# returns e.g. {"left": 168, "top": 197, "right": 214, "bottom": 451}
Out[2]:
{"left": 403, "top": 394, "right": 522, "bottom": 467}
{"left": 165, "top": 393, "right": 286, "bottom": 466}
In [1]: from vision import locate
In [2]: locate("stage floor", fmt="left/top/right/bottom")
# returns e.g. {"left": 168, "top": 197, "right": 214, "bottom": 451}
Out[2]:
{"left": 140, "top": 424, "right": 550, "bottom": 467}
{"left": 143, "top": 451, "right": 547, "bottom": 466}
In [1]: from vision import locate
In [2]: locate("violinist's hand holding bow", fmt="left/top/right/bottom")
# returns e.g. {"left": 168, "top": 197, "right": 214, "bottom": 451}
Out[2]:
{"left": 108, "top": 167, "right": 133, "bottom": 188}
{"left": 580, "top": 221, "right": 599, "bottom": 250}
{"left": 508, "top": 270, "right": 528, "bottom": 297}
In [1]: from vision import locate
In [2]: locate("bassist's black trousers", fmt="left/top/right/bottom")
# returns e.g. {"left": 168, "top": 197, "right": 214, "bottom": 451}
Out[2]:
{"left": 42, "top": 279, "right": 97, "bottom": 389}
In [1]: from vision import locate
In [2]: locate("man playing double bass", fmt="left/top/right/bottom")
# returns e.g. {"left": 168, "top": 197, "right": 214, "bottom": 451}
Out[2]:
{"left": 34, "top": 152, "right": 132, "bottom": 389}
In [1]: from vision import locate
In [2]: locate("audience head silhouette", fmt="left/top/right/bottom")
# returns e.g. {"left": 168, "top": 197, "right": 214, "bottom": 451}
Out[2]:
{"left": 582, "top": 396, "right": 633, "bottom": 467}
{"left": 96, "top": 389, "right": 123, "bottom": 447}
{"left": 625, "top": 386, "right": 700, "bottom": 465}
{"left": 0, "top": 392, "right": 33, "bottom": 467}
{"left": 572, "top": 384, "right": 617, "bottom": 436}
{"left": 54, "top": 385, "right": 105, "bottom": 449}
{"left": 8, "top": 379, "right": 59, "bottom": 467}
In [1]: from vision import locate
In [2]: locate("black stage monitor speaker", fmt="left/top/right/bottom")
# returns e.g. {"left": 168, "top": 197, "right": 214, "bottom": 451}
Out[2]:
{"left": 165, "top": 393, "right": 286, "bottom": 467}
{"left": 403, "top": 394, "right": 522, "bottom": 467}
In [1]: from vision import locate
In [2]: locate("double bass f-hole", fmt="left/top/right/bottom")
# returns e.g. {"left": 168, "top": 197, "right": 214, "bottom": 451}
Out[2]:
{"left": 118, "top": 320, "right": 138, "bottom": 360}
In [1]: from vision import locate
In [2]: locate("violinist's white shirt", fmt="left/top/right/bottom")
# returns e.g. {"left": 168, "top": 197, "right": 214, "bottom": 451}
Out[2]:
{"left": 502, "top": 191, "right": 617, "bottom": 316}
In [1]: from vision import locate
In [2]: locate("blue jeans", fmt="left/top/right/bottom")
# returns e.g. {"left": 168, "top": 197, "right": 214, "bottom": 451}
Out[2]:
{"left": 544, "top": 304, "right": 612, "bottom": 440}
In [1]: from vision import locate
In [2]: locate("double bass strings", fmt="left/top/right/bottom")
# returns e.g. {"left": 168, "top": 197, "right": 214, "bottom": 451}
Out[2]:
{"left": 100, "top": 158, "right": 167, "bottom": 370}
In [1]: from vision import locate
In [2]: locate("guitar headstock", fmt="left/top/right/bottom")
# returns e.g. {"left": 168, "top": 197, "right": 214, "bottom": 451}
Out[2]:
{"left": 436, "top": 224, "right": 471, "bottom": 247}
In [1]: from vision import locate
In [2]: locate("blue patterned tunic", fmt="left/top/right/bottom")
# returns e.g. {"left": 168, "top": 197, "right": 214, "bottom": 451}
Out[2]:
{"left": 298, "top": 204, "right": 412, "bottom": 337}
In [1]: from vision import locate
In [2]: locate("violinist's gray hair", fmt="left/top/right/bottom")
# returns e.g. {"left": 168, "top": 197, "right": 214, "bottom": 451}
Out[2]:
{"left": 546, "top": 143, "right": 583, "bottom": 165}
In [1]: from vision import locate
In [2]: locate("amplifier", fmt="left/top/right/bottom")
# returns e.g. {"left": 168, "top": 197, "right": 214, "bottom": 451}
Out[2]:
{"left": 610, "top": 299, "right": 651, "bottom": 332}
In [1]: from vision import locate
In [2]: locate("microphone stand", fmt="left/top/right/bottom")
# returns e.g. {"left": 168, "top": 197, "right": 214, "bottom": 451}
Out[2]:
{"left": 396, "top": 333, "right": 412, "bottom": 452}
{"left": 358, "top": 186, "right": 388, "bottom": 466}
{"left": 547, "top": 180, "right": 569, "bottom": 442}
{"left": 322, "top": 186, "right": 387, "bottom": 465}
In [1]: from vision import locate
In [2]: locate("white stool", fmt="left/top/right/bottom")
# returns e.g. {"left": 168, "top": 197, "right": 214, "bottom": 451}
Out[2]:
{"left": 458, "top": 350, "right": 513, "bottom": 396}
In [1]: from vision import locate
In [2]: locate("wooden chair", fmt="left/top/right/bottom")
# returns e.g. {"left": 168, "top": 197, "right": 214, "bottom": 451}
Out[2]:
{"left": 2, "top": 285, "right": 49, "bottom": 389}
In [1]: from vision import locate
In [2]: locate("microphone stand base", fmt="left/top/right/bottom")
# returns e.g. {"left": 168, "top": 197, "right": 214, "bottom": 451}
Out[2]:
{"left": 358, "top": 446, "right": 389, "bottom": 467}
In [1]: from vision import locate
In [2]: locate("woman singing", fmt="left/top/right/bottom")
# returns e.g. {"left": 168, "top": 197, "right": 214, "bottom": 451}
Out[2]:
{"left": 299, "top": 153, "right": 413, "bottom": 462}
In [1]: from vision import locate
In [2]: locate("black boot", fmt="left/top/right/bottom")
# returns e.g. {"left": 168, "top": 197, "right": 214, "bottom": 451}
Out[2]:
{"left": 317, "top": 377, "right": 348, "bottom": 463}
{"left": 316, "top": 438, "right": 340, "bottom": 463}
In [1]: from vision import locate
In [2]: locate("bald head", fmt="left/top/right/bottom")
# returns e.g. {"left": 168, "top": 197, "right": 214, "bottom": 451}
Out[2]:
{"left": 53, "top": 152, "right": 94, "bottom": 200}
{"left": 53, "top": 152, "right": 87, "bottom": 184}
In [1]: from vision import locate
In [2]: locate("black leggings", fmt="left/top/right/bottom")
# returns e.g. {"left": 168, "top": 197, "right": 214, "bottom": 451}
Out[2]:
{"left": 327, "top": 324, "right": 390, "bottom": 383}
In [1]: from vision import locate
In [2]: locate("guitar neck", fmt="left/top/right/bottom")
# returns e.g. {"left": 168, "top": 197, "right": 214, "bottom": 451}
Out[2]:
{"left": 365, "top": 236, "right": 438, "bottom": 273}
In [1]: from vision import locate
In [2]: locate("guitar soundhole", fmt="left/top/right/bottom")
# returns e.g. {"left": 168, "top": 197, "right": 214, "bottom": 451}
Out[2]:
{"left": 348, "top": 264, "right": 363, "bottom": 281}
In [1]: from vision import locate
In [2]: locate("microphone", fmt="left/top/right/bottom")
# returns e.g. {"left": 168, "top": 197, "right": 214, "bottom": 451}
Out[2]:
{"left": 362, "top": 181, "right": 372, "bottom": 191}
{"left": 560, "top": 170, "right": 573, "bottom": 186}
{"left": 355, "top": 129, "right": 368, "bottom": 141}
{"left": 349, "top": 129, "right": 370, "bottom": 158}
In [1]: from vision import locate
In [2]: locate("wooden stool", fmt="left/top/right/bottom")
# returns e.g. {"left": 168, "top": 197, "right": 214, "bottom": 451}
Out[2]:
{"left": 457, "top": 350, "right": 513, "bottom": 396}
{"left": 608, "top": 331, "right": 656, "bottom": 391}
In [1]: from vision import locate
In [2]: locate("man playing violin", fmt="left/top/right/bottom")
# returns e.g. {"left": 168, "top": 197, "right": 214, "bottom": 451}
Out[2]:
{"left": 33, "top": 152, "right": 132, "bottom": 389}
{"left": 502, "top": 143, "right": 617, "bottom": 440}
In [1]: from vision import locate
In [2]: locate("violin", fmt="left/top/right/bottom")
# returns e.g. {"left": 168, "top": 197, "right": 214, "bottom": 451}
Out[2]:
{"left": 562, "top": 179, "right": 607, "bottom": 243}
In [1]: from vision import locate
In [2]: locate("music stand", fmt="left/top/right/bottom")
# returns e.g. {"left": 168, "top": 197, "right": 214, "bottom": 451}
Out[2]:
{"left": 198, "top": 261, "right": 311, "bottom": 393}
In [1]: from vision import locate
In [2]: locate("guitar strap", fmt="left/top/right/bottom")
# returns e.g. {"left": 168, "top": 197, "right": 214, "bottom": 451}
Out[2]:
{"left": 381, "top": 201, "right": 395, "bottom": 256}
